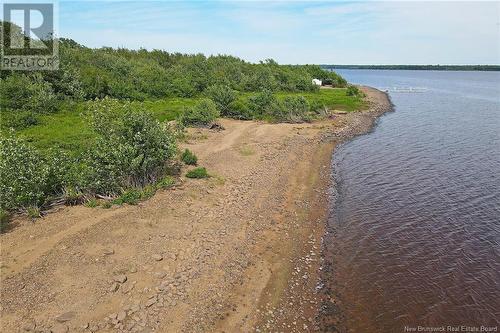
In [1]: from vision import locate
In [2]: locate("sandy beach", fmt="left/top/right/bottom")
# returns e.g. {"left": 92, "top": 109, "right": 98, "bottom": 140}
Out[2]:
{"left": 0, "top": 87, "right": 392, "bottom": 333}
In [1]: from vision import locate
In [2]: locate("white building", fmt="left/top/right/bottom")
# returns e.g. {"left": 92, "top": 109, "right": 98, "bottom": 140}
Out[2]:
{"left": 312, "top": 78, "right": 322, "bottom": 86}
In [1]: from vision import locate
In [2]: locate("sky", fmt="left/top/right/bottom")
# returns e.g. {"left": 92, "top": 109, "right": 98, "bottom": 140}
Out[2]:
{"left": 7, "top": 1, "right": 500, "bottom": 64}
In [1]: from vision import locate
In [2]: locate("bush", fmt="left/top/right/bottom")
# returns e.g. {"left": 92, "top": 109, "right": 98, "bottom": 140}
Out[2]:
{"left": 277, "top": 96, "right": 310, "bottom": 122}
{"left": 0, "top": 74, "right": 58, "bottom": 113}
{"left": 156, "top": 175, "right": 175, "bottom": 189}
{"left": 2, "top": 111, "right": 39, "bottom": 129}
{"left": 186, "top": 167, "right": 209, "bottom": 179}
{"left": 84, "top": 198, "right": 98, "bottom": 208}
{"left": 80, "top": 98, "right": 177, "bottom": 195}
{"left": 346, "top": 85, "right": 361, "bottom": 96}
{"left": 206, "top": 85, "right": 237, "bottom": 116}
{"left": 113, "top": 188, "right": 142, "bottom": 205}
{"left": 0, "top": 134, "right": 51, "bottom": 210}
{"left": 247, "top": 90, "right": 277, "bottom": 118}
{"left": 177, "top": 99, "right": 220, "bottom": 127}
{"left": 181, "top": 149, "right": 198, "bottom": 165}
{"left": 63, "top": 186, "right": 85, "bottom": 205}
{"left": 227, "top": 99, "right": 253, "bottom": 120}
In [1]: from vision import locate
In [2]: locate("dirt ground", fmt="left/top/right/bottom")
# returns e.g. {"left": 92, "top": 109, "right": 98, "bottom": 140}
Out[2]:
{"left": 0, "top": 87, "right": 392, "bottom": 333}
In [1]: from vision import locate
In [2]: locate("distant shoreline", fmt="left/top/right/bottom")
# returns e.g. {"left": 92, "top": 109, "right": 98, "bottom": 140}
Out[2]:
{"left": 321, "top": 65, "right": 500, "bottom": 71}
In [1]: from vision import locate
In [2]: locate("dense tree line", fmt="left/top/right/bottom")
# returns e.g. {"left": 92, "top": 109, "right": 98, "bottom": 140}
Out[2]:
{"left": 1, "top": 22, "right": 346, "bottom": 114}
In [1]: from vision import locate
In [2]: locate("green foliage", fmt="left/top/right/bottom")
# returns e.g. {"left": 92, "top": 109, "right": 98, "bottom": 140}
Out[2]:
{"left": 177, "top": 99, "right": 220, "bottom": 127}
{"left": 206, "top": 85, "right": 237, "bottom": 116}
{"left": 80, "top": 98, "right": 177, "bottom": 195}
{"left": 275, "top": 96, "right": 310, "bottom": 122}
{"left": 113, "top": 189, "right": 143, "bottom": 205}
{"left": 0, "top": 134, "right": 52, "bottom": 210}
{"left": 111, "top": 176, "right": 176, "bottom": 206}
{"left": 0, "top": 134, "right": 72, "bottom": 211}
{"left": 181, "top": 149, "right": 198, "bottom": 165}
{"left": 156, "top": 175, "right": 175, "bottom": 189}
{"left": 346, "top": 85, "right": 361, "bottom": 96}
{"left": 63, "top": 186, "right": 85, "bottom": 205}
{"left": 27, "top": 206, "right": 41, "bottom": 219}
{"left": 0, "top": 73, "right": 58, "bottom": 113}
{"left": 247, "top": 90, "right": 278, "bottom": 118}
{"left": 226, "top": 99, "right": 253, "bottom": 120}
{"left": 1, "top": 111, "right": 39, "bottom": 129}
{"left": 186, "top": 167, "right": 210, "bottom": 179}
{"left": 84, "top": 198, "right": 98, "bottom": 208}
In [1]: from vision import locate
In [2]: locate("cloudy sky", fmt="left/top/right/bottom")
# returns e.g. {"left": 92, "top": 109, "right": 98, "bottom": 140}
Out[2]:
{"left": 25, "top": 1, "right": 500, "bottom": 64}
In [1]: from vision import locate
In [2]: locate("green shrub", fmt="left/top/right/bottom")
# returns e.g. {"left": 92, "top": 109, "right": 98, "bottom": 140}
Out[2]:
{"left": 63, "top": 186, "right": 85, "bottom": 205}
{"left": 0, "top": 74, "right": 58, "bottom": 113}
{"left": 113, "top": 189, "right": 142, "bottom": 205}
{"left": 181, "top": 149, "right": 198, "bottom": 165}
{"left": 186, "top": 167, "right": 210, "bottom": 179}
{"left": 177, "top": 99, "right": 220, "bottom": 127}
{"left": 1, "top": 111, "right": 39, "bottom": 129}
{"left": 80, "top": 98, "right": 177, "bottom": 195}
{"left": 346, "top": 85, "right": 361, "bottom": 96}
{"left": 27, "top": 206, "right": 41, "bottom": 219}
{"left": 227, "top": 99, "right": 253, "bottom": 120}
{"left": 206, "top": 85, "right": 237, "bottom": 116}
{"left": 156, "top": 175, "right": 175, "bottom": 189}
{"left": 247, "top": 90, "right": 277, "bottom": 118}
{"left": 0, "top": 134, "right": 51, "bottom": 211}
{"left": 276, "top": 96, "right": 310, "bottom": 122}
{"left": 84, "top": 198, "right": 98, "bottom": 208}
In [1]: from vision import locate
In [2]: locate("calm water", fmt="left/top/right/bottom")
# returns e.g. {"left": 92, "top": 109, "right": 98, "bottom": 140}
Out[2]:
{"left": 321, "top": 70, "right": 500, "bottom": 333}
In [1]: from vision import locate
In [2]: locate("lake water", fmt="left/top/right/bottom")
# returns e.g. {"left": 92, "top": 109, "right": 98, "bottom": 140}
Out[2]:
{"left": 321, "top": 70, "right": 500, "bottom": 332}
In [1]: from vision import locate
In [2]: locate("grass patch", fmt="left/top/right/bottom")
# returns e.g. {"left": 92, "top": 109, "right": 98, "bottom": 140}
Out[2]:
{"left": 112, "top": 189, "right": 143, "bottom": 205}
{"left": 27, "top": 206, "right": 41, "bottom": 219}
{"left": 186, "top": 167, "right": 210, "bottom": 179}
{"left": 156, "top": 175, "right": 176, "bottom": 189}
{"left": 84, "top": 198, "right": 98, "bottom": 208}
{"left": 181, "top": 149, "right": 198, "bottom": 165}
{"left": 274, "top": 88, "right": 366, "bottom": 112}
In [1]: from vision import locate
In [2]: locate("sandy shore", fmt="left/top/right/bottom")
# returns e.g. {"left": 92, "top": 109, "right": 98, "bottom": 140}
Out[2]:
{"left": 0, "top": 87, "right": 392, "bottom": 333}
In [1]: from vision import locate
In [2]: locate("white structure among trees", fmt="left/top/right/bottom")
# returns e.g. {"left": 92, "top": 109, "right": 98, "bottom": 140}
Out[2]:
{"left": 312, "top": 78, "right": 322, "bottom": 86}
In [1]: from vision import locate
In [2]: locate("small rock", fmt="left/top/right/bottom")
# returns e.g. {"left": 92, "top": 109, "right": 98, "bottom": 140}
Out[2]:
{"left": 117, "top": 311, "right": 127, "bottom": 322}
{"left": 152, "top": 254, "right": 163, "bottom": 261}
{"left": 154, "top": 271, "right": 167, "bottom": 279}
{"left": 113, "top": 274, "right": 127, "bottom": 283}
{"left": 109, "top": 283, "right": 120, "bottom": 292}
{"left": 55, "top": 311, "right": 75, "bottom": 323}
{"left": 121, "top": 282, "right": 135, "bottom": 294}
{"left": 103, "top": 249, "right": 114, "bottom": 255}
{"left": 144, "top": 298, "right": 157, "bottom": 308}
{"left": 130, "top": 267, "right": 138, "bottom": 273}
{"left": 51, "top": 323, "right": 68, "bottom": 333}
{"left": 22, "top": 321, "right": 36, "bottom": 331}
